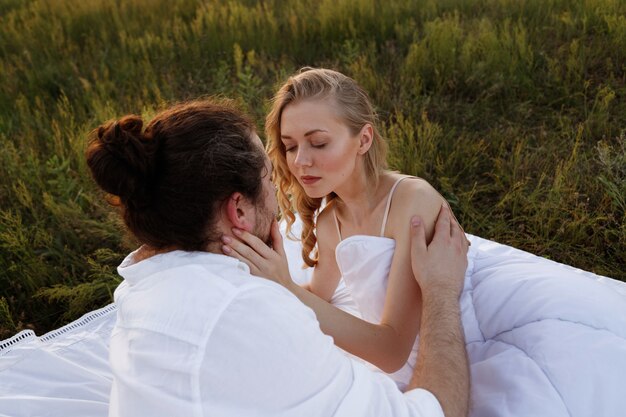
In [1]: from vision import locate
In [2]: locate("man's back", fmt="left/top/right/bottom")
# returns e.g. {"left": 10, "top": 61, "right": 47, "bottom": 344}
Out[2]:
{"left": 109, "top": 250, "right": 442, "bottom": 417}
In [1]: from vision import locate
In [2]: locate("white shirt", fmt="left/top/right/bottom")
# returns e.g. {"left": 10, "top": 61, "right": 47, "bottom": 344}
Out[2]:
{"left": 108, "top": 250, "right": 443, "bottom": 417}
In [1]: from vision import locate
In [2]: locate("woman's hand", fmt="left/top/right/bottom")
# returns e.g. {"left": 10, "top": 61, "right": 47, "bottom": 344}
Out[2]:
{"left": 221, "top": 219, "right": 294, "bottom": 288}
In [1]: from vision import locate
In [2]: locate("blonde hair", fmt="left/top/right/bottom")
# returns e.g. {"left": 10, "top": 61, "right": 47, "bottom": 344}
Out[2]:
{"left": 266, "top": 68, "right": 387, "bottom": 267}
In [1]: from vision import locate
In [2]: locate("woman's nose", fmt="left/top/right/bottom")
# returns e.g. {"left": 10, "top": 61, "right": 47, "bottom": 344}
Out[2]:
{"left": 294, "top": 147, "right": 312, "bottom": 167}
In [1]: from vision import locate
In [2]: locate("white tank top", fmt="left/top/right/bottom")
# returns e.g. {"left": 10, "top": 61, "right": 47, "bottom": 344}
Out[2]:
{"left": 332, "top": 176, "right": 418, "bottom": 389}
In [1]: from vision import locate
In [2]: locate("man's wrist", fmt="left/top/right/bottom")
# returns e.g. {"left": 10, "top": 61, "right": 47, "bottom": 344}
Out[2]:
{"left": 421, "top": 296, "right": 462, "bottom": 330}
{"left": 420, "top": 285, "right": 462, "bottom": 305}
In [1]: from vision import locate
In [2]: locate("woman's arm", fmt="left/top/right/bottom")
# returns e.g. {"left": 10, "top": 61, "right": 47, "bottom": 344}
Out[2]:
{"left": 224, "top": 221, "right": 404, "bottom": 372}
{"left": 222, "top": 181, "right": 449, "bottom": 373}
{"left": 374, "top": 178, "right": 447, "bottom": 370}
{"left": 301, "top": 184, "right": 444, "bottom": 373}
{"left": 306, "top": 207, "right": 343, "bottom": 302}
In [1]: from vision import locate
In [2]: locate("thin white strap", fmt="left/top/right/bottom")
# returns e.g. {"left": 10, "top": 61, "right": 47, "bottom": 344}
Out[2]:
{"left": 333, "top": 207, "right": 343, "bottom": 241}
{"left": 380, "top": 176, "right": 410, "bottom": 236}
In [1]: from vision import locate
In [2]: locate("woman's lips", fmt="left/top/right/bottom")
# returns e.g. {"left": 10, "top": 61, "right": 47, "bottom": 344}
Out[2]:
{"left": 301, "top": 176, "right": 321, "bottom": 185}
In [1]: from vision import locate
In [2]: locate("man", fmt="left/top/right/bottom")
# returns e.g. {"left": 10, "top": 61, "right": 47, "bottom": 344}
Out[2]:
{"left": 86, "top": 100, "right": 469, "bottom": 417}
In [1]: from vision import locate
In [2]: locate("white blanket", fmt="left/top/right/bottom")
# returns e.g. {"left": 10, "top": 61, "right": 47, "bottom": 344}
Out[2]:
{"left": 1, "top": 232, "right": 625, "bottom": 417}
{"left": 461, "top": 235, "right": 626, "bottom": 417}
{"left": 0, "top": 304, "right": 116, "bottom": 417}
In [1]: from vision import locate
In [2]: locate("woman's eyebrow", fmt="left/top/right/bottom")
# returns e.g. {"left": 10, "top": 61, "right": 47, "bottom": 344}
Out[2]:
{"left": 281, "top": 129, "right": 329, "bottom": 140}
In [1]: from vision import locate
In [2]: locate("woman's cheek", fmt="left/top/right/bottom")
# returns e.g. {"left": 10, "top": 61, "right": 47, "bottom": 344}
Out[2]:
{"left": 286, "top": 156, "right": 295, "bottom": 174}
{"left": 287, "top": 160, "right": 297, "bottom": 179}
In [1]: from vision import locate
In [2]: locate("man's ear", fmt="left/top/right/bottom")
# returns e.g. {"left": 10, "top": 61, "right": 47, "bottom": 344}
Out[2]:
{"left": 224, "top": 192, "right": 255, "bottom": 232}
{"left": 357, "top": 124, "right": 374, "bottom": 155}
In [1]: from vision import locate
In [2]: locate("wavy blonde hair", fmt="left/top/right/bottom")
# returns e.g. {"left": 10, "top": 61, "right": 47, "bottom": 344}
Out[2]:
{"left": 266, "top": 68, "right": 387, "bottom": 267}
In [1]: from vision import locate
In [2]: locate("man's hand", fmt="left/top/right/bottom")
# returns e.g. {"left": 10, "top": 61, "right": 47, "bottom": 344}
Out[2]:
{"left": 407, "top": 203, "right": 470, "bottom": 417}
{"left": 410, "top": 204, "right": 468, "bottom": 299}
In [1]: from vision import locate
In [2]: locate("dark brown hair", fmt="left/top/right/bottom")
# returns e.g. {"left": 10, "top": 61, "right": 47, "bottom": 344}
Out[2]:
{"left": 86, "top": 99, "right": 265, "bottom": 251}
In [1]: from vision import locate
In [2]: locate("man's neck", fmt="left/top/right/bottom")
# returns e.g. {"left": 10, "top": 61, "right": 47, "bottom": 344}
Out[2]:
{"left": 204, "top": 240, "right": 225, "bottom": 255}
{"left": 132, "top": 244, "right": 180, "bottom": 263}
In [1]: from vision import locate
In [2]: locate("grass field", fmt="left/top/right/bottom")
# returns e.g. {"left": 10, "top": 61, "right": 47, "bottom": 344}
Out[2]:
{"left": 0, "top": 0, "right": 624, "bottom": 338}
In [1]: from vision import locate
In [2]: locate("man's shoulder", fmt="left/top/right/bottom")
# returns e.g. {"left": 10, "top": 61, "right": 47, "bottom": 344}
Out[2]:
{"left": 114, "top": 253, "right": 299, "bottom": 345}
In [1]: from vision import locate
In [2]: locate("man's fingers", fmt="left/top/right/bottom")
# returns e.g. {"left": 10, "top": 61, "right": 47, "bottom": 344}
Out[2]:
{"left": 410, "top": 216, "right": 427, "bottom": 254}
{"left": 433, "top": 203, "right": 451, "bottom": 241}
{"left": 449, "top": 211, "right": 462, "bottom": 239}
{"left": 447, "top": 211, "right": 470, "bottom": 253}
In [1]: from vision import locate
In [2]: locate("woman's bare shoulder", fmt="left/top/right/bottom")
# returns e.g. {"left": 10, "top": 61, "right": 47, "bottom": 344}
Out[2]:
{"left": 387, "top": 177, "right": 447, "bottom": 242}
{"left": 396, "top": 177, "right": 445, "bottom": 209}
{"left": 316, "top": 201, "right": 341, "bottom": 248}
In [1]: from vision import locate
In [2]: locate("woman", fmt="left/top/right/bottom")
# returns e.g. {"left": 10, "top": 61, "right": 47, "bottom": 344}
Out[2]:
{"left": 227, "top": 67, "right": 461, "bottom": 387}
{"left": 222, "top": 68, "right": 626, "bottom": 416}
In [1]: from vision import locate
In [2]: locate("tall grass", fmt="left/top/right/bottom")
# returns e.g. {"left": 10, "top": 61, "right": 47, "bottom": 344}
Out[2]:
{"left": 0, "top": 0, "right": 624, "bottom": 338}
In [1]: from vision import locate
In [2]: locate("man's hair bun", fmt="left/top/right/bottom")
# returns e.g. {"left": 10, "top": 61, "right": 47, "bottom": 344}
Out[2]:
{"left": 86, "top": 115, "right": 155, "bottom": 209}
{"left": 85, "top": 99, "right": 263, "bottom": 251}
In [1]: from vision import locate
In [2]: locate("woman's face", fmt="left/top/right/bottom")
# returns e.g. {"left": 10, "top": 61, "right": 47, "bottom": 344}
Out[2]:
{"left": 279, "top": 98, "right": 363, "bottom": 198}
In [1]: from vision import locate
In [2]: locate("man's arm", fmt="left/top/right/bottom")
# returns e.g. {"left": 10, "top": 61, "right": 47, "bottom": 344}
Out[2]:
{"left": 406, "top": 205, "right": 470, "bottom": 417}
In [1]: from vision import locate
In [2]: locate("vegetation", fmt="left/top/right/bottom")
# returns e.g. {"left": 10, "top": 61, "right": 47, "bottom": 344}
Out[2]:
{"left": 0, "top": 0, "right": 624, "bottom": 339}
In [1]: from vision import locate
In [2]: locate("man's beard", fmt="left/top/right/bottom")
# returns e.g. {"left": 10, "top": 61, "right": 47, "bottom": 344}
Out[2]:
{"left": 253, "top": 202, "right": 275, "bottom": 248}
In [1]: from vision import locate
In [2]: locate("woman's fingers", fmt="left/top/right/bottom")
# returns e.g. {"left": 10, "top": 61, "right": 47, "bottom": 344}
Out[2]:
{"left": 222, "top": 234, "right": 266, "bottom": 270}
{"left": 231, "top": 227, "right": 274, "bottom": 259}
{"left": 221, "top": 243, "right": 262, "bottom": 276}
{"left": 270, "top": 219, "right": 286, "bottom": 258}
{"left": 222, "top": 224, "right": 293, "bottom": 286}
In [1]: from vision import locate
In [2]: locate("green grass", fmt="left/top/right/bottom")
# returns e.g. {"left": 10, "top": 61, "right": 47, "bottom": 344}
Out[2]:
{"left": 0, "top": 0, "right": 624, "bottom": 338}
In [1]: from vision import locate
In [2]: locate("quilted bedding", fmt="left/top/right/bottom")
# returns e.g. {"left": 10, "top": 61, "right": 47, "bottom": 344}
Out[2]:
{"left": 461, "top": 235, "right": 626, "bottom": 417}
